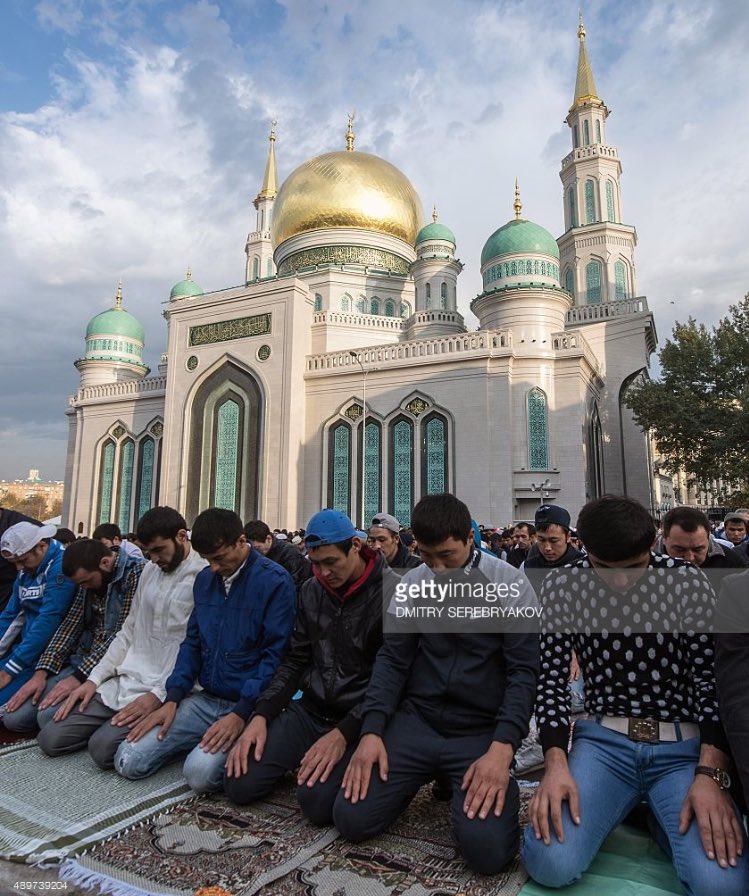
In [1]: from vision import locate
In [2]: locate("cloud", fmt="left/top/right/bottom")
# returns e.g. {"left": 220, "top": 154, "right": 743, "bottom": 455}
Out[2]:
{"left": 1, "top": 0, "right": 748, "bottom": 480}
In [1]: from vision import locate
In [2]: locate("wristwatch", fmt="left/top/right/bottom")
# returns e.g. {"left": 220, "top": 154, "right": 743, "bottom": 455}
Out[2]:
{"left": 694, "top": 766, "right": 731, "bottom": 790}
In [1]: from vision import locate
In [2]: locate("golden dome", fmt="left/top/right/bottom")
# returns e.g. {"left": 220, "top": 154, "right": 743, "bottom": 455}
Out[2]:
{"left": 271, "top": 150, "right": 424, "bottom": 248}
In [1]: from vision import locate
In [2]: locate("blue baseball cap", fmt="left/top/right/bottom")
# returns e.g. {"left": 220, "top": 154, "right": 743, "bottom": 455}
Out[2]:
{"left": 304, "top": 509, "right": 356, "bottom": 547}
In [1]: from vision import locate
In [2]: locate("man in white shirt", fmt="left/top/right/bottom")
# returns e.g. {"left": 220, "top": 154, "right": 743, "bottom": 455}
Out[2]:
{"left": 37, "top": 507, "right": 206, "bottom": 768}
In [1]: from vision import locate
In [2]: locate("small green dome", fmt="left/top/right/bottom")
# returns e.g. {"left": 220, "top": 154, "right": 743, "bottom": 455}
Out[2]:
{"left": 85, "top": 307, "right": 144, "bottom": 343}
{"left": 170, "top": 277, "right": 204, "bottom": 299}
{"left": 481, "top": 218, "right": 559, "bottom": 267}
{"left": 416, "top": 221, "right": 456, "bottom": 245}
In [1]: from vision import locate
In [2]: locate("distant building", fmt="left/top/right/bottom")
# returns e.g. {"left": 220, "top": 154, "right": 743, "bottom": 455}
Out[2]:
{"left": 63, "top": 19, "right": 656, "bottom": 533}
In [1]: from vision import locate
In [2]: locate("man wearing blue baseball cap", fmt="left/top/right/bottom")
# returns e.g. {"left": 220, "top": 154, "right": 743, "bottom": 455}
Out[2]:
{"left": 224, "top": 509, "right": 399, "bottom": 825}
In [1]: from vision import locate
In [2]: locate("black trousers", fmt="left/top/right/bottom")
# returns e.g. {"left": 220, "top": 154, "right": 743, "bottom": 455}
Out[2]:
{"left": 224, "top": 700, "right": 356, "bottom": 825}
{"left": 332, "top": 708, "right": 519, "bottom": 875}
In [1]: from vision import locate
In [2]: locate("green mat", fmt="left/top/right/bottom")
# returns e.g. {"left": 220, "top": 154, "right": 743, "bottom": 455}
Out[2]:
{"left": 519, "top": 824, "right": 682, "bottom": 895}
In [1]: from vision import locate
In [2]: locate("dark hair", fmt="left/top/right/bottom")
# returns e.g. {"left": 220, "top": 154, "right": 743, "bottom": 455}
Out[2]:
{"left": 55, "top": 527, "right": 77, "bottom": 545}
{"left": 244, "top": 520, "right": 272, "bottom": 542}
{"left": 191, "top": 508, "right": 244, "bottom": 554}
{"left": 411, "top": 493, "right": 472, "bottom": 546}
{"left": 136, "top": 506, "right": 188, "bottom": 544}
{"left": 62, "top": 538, "right": 112, "bottom": 576}
{"left": 577, "top": 495, "right": 655, "bottom": 561}
{"left": 514, "top": 523, "right": 537, "bottom": 536}
{"left": 92, "top": 523, "right": 122, "bottom": 541}
{"left": 662, "top": 506, "right": 710, "bottom": 538}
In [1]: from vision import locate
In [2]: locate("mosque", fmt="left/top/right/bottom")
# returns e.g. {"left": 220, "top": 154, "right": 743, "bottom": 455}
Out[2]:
{"left": 62, "top": 20, "right": 657, "bottom": 534}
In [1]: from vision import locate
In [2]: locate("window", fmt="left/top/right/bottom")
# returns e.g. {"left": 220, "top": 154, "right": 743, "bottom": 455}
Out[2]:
{"left": 568, "top": 189, "right": 577, "bottom": 228}
{"left": 440, "top": 282, "right": 447, "bottom": 309}
{"left": 359, "top": 421, "right": 381, "bottom": 526}
{"left": 511, "top": 261, "right": 517, "bottom": 275}
{"left": 135, "top": 437, "right": 155, "bottom": 522}
{"left": 328, "top": 422, "right": 351, "bottom": 514}
{"left": 266, "top": 258, "right": 273, "bottom": 277}
{"left": 606, "top": 180, "right": 616, "bottom": 222}
{"left": 370, "top": 298, "right": 380, "bottom": 315}
{"left": 116, "top": 439, "right": 135, "bottom": 532}
{"left": 422, "top": 413, "right": 448, "bottom": 496}
{"left": 425, "top": 284, "right": 431, "bottom": 310}
{"left": 565, "top": 268, "right": 575, "bottom": 297}
{"left": 595, "top": 120, "right": 601, "bottom": 144}
{"left": 527, "top": 389, "right": 549, "bottom": 470}
{"left": 586, "top": 260, "right": 602, "bottom": 304}
{"left": 400, "top": 301, "right": 411, "bottom": 318}
{"left": 356, "top": 296, "right": 366, "bottom": 313}
{"left": 340, "top": 295, "right": 351, "bottom": 312}
{"left": 214, "top": 400, "right": 240, "bottom": 510}
{"left": 573, "top": 124, "right": 579, "bottom": 148}
{"left": 585, "top": 179, "right": 596, "bottom": 224}
{"left": 614, "top": 260, "right": 628, "bottom": 300}
{"left": 389, "top": 417, "right": 414, "bottom": 527}
{"left": 252, "top": 256, "right": 259, "bottom": 281}
{"left": 314, "top": 293, "right": 322, "bottom": 312}
{"left": 385, "top": 300, "right": 395, "bottom": 317}
{"left": 583, "top": 120, "right": 590, "bottom": 146}
{"left": 97, "top": 440, "right": 116, "bottom": 524}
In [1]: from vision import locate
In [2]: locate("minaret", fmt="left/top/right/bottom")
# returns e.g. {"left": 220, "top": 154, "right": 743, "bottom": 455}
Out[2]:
{"left": 245, "top": 122, "right": 278, "bottom": 284}
{"left": 558, "top": 16, "right": 638, "bottom": 305}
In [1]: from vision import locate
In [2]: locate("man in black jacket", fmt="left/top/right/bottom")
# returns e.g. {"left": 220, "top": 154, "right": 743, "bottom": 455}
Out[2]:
{"left": 334, "top": 493, "right": 539, "bottom": 875}
{"left": 244, "top": 520, "right": 312, "bottom": 596}
{"left": 224, "top": 509, "right": 398, "bottom": 824}
{"left": 366, "top": 512, "right": 421, "bottom": 571}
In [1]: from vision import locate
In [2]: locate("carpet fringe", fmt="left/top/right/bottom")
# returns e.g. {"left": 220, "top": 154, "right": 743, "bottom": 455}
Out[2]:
{"left": 59, "top": 859, "right": 158, "bottom": 896}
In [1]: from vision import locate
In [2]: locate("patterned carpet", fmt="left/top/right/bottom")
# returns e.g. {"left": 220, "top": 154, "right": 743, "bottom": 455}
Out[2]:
{"left": 60, "top": 778, "right": 535, "bottom": 896}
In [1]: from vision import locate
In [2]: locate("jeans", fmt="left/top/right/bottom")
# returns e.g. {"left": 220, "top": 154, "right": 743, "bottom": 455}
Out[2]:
{"left": 522, "top": 719, "right": 748, "bottom": 895}
{"left": 224, "top": 701, "right": 356, "bottom": 825}
{"left": 2, "top": 669, "right": 75, "bottom": 733}
{"left": 114, "top": 692, "right": 237, "bottom": 793}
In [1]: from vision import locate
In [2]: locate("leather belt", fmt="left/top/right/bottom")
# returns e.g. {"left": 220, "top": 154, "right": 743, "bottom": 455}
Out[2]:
{"left": 595, "top": 715, "right": 699, "bottom": 743}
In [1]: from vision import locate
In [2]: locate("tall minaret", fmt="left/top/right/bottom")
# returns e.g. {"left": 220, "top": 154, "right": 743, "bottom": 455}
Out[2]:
{"left": 245, "top": 122, "right": 278, "bottom": 284}
{"left": 558, "top": 16, "right": 638, "bottom": 306}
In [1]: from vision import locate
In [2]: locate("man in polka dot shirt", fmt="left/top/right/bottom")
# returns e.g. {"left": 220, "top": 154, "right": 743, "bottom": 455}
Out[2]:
{"left": 522, "top": 495, "right": 747, "bottom": 895}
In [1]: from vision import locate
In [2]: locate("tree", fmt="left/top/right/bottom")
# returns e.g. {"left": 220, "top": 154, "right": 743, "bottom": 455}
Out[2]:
{"left": 626, "top": 293, "right": 749, "bottom": 502}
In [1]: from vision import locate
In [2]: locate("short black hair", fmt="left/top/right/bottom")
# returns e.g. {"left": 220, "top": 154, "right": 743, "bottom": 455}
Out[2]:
{"left": 191, "top": 508, "right": 244, "bottom": 555}
{"left": 136, "top": 506, "right": 187, "bottom": 544}
{"left": 577, "top": 495, "right": 655, "bottom": 562}
{"left": 410, "top": 493, "right": 472, "bottom": 546}
{"left": 62, "top": 538, "right": 112, "bottom": 576}
{"left": 92, "top": 523, "right": 121, "bottom": 541}
{"left": 244, "top": 520, "right": 272, "bottom": 542}
{"left": 662, "top": 506, "right": 710, "bottom": 538}
{"left": 514, "top": 523, "right": 537, "bottom": 536}
{"left": 55, "top": 527, "right": 77, "bottom": 545}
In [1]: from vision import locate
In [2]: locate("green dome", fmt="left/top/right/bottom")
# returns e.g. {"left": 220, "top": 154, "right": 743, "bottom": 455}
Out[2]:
{"left": 170, "top": 277, "right": 204, "bottom": 299}
{"left": 85, "top": 307, "right": 144, "bottom": 343}
{"left": 481, "top": 218, "right": 559, "bottom": 267}
{"left": 416, "top": 221, "right": 456, "bottom": 245}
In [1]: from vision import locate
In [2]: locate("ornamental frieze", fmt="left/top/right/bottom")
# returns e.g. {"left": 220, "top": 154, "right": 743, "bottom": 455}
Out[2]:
{"left": 277, "top": 246, "right": 410, "bottom": 276}
{"left": 189, "top": 313, "right": 272, "bottom": 347}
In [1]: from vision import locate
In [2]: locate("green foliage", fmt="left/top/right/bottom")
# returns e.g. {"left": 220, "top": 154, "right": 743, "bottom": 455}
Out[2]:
{"left": 626, "top": 293, "right": 749, "bottom": 499}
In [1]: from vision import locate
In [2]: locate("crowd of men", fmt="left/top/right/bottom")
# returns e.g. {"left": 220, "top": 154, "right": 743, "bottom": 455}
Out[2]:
{"left": 0, "top": 495, "right": 748, "bottom": 894}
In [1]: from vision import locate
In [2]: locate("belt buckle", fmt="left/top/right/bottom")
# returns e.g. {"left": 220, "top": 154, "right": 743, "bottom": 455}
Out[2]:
{"left": 628, "top": 718, "right": 659, "bottom": 742}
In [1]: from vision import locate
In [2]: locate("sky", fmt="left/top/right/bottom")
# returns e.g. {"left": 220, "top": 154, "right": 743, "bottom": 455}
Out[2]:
{"left": 0, "top": 0, "right": 748, "bottom": 481}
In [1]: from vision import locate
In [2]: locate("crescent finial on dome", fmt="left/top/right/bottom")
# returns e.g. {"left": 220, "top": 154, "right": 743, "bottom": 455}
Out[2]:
{"left": 432, "top": 205, "right": 438, "bottom": 223}
{"left": 514, "top": 178, "right": 523, "bottom": 219}
{"left": 346, "top": 112, "right": 355, "bottom": 151}
{"left": 115, "top": 278, "right": 123, "bottom": 310}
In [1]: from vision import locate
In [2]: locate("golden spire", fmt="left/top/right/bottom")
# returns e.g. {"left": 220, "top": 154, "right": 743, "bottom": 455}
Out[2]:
{"left": 513, "top": 178, "right": 522, "bottom": 219}
{"left": 432, "top": 205, "right": 438, "bottom": 223}
{"left": 345, "top": 112, "right": 355, "bottom": 151}
{"left": 571, "top": 12, "right": 602, "bottom": 109}
{"left": 185, "top": 266, "right": 192, "bottom": 281}
{"left": 255, "top": 121, "right": 277, "bottom": 201}
{"left": 115, "top": 279, "right": 123, "bottom": 310}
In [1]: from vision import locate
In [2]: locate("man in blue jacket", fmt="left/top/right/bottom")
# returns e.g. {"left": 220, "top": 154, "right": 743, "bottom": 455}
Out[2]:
{"left": 0, "top": 522, "right": 77, "bottom": 708}
{"left": 116, "top": 508, "right": 296, "bottom": 793}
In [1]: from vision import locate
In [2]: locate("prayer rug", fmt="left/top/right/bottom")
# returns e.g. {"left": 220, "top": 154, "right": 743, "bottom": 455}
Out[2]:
{"left": 0, "top": 741, "right": 193, "bottom": 864}
{"left": 59, "top": 779, "right": 536, "bottom": 896}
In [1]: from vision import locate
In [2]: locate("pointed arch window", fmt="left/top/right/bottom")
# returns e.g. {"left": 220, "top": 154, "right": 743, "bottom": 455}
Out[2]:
{"left": 116, "top": 438, "right": 135, "bottom": 532}
{"left": 359, "top": 421, "right": 381, "bottom": 526}
{"left": 266, "top": 259, "right": 273, "bottom": 277}
{"left": 389, "top": 416, "right": 414, "bottom": 527}
{"left": 400, "top": 300, "right": 411, "bottom": 319}
{"left": 595, "top": 120, "right": 601, "bottom": 144}
{"left": 440, "top": 282, "right": 447, "bottom": 309}
{"left": 97, "top": 440, "right": 116, "bottom": 524}
{"left": 214, "top": 399, "right": 240, "bottom": 510}
{"left": 527, "top": 389, "right": 549, "bottom": 470}
{"left": 385, "top": 300, "right": 395, "bottom": 317}
{"left": 565, "top": 268, "right": 574, "bottom": 297}
{"left": 614, "top": 260, "right": 628, "bottom": 300}
{"left": 135, "top": 437, "right": 155, "bottom": 522}
{"left": 328, "top": 422, "right": 351, "bottom": 513}
{"left": 606, "top": 180, "right": 616, "bottom": 222}
{"left": 356, "top": 297, "right": 366, "bottom": 313}
{"left": 568, "top": 189, "right": 577, "bottom": 228}
{"left": 586, "top": 260, "right": 602, "bottom": 304}
{"left": 314, "top": 293, "right": 322, "bottom": 312}
{"left": 252, "top": 256, "right": 260, "bottom": 281}
{"left": 573, "top": 124, "right": 579, "bottom": 148}
{"left": 370, "top": 298, "right": 380, "bottom": 315}
{"left": 340, "top": 295, "right": 351, "bottom": 312}
{"left": 583, "top": 120, "right": 590, "bottom": 146}
{"left": 258, "top": 209, "right": 265, "bottom": 231}
{"left": 585, "top": 180, "right": 596, "bottom": 224}
{"left": 422, "top": 413, "right": 448, "bottom": 496}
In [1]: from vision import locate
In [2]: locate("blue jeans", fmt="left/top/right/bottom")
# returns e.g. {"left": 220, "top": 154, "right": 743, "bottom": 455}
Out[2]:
{"left": 522, "top": 719, "right": 748, "bottom": 894}
{"left": 114, "top": 692, "right": 237, "bottom": 794}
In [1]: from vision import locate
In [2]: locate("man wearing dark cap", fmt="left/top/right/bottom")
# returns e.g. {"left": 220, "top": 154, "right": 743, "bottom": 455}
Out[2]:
{"left": 523, "top": 505, "right": 583, "bottom": 571}
{"left": 224, "top": 509, "right": 398, "bottom": 824}
{"left": 721, "top": 513, "right": 749, "bottom": 562}
{"left": 367, "top": 512, "right": 420, "bottom": 571}
{"left": 0, "top": 522, "right": 76, "bottom": 709}
{"left": 244, "top": 520, "right": 312, "bottom": 595}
